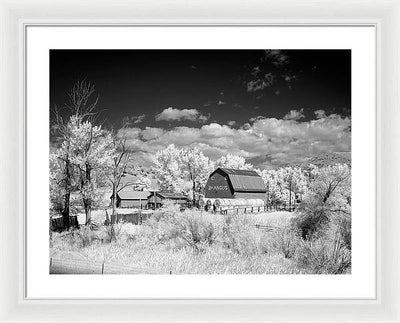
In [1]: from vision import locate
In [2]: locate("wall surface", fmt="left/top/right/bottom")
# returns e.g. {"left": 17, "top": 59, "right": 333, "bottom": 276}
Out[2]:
{"left": 119, "top": 199, "right": 147, "bottom": 208}
{"left": 234, "top": 192, "right": 266, "bottom": 200}
{"left": 204, "top": 171, "right": 234, "bottom": 198}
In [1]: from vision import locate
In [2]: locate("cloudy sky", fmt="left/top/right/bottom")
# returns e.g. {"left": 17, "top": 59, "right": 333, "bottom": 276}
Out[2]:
{"left": 50, "top": 49, "right": 351, "bottom": 169}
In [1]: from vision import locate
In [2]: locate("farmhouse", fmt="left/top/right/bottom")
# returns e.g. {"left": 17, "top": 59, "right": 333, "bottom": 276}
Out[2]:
{"left": 204, "top": 168, "right": 267, "bottom": 200}
{"left": 115, "top": 190, "right": 150, "bottom": 208}
{"left": 147, "top": 192, "right": 189, "bottom": 209}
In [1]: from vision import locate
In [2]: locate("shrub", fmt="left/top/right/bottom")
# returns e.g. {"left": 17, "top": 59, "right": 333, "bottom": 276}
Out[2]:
{"left": 59, "top": 226, "right": 94, "bottom": 248}
{"left": 295, "top": 223, "right": 351, "bottom": 274}
{"left": 221, "top": 214, "right": 269, "bottom": 256}
{"left": 292, "top": 198, "right": 330, "bottom": 240}
{"left": 270, "top": 226, "right": 301, "bottom": 259}
{"left": 102, "top": 223, "right": 123, "bottom": 243}
{"left": 145, "top": 205, "right": 222, "bottom": 252}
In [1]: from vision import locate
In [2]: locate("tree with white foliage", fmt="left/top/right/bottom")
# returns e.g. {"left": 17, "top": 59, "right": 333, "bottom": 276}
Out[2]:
{"left": 275, "top": 166, "right": 307, "bottom": 209}
{"left": 259, "top": 169, "right": 280, "bottom": 204}
{"left": 153, "top": 145, "right": 214, "bottom": 205}
{"left": 215, "top": 154, "right": 254, "bottom": 170}
{"left": 67, "top": 115, "right": 114, "bottom": 225}
{"left": 260, "top": 166, "right": 307, "bottom": 208}
{"left": 50, "top": 81, "right": 101, "bottom": 230}
{"left": 153, "top": 144, "right": 187, "bottom": 193}
{"left": 180, "top": 147, "right": 215, "bottom": 204}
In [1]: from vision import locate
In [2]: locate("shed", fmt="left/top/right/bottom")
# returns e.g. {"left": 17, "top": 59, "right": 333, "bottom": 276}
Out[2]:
{"left": 147, "top": 192, "right": 188, "bottom": 209}
{"left": 204, "top": 168, "right": 267, "bottom": 200}
{"left": 115, "top": 190, "right": 150, "bottom": 208}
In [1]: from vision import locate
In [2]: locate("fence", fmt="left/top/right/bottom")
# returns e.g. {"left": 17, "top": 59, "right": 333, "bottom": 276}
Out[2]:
{"left": 50, "top": 215, "right": 79, "bottom": 232}
{"left": 253, "top": 224, "right": 279, "bottom": 232}
{"left": 218, "top": 204, "right": 296, "bottom": 215}
{"left": 49, "top": 257, "right": 160, "bottom": 275}
{"left": 116, "top": 210, "right": 153, "bottom": 225}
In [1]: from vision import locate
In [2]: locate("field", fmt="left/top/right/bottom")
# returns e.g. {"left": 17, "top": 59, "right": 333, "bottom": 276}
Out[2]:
{"left": 50, "top": 206, "right": 350, "bottom": 274}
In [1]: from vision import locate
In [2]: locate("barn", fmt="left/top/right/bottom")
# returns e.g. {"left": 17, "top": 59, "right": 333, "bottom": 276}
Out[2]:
{"left": 204, "top": 168, "right": 267, "bottom": 200}
{"left": 147, "top": 192, "right": 188, "bottom": 209}
{"left": 115, "top": 190, "right": 150, "bottom": 208}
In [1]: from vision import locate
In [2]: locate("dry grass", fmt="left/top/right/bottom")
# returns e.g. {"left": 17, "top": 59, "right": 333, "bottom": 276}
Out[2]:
{"left": 50, "top": 206, "right": 348, "bottom": 274}
{"left": 245, "top": 211, "right": 295, "bottom": 227}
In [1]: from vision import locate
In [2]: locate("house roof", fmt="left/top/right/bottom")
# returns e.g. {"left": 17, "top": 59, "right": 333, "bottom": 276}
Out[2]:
{"left": 117, "top": 190, "right": 150, "bottom": 200}
{"left": 149, "top": 192, "right": 187, "bottom": 199}
{"left": 213, "top": 168, "right": 266, "bottom": 192}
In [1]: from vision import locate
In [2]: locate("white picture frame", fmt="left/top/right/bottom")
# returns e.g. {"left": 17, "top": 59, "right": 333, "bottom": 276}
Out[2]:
{"left": 0, "top": 0, "right": 398, "bottom": 322}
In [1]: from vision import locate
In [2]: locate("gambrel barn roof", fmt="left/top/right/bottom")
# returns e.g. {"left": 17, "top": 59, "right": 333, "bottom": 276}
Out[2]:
{"left": 211, "top": 168, "right": 266, "bottom": 192}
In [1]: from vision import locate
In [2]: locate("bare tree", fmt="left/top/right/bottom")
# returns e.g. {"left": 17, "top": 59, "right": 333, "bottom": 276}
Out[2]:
{"left": 51, "top": 80, "right": 101, "bottom": 229}
{"left": 52, "top": 106, "right": 76, "bottom": 230}
{"left": 106, "top": 128, "right": 134, "bottom": 224}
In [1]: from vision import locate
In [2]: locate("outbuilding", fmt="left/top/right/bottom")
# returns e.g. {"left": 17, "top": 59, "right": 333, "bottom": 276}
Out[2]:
{"left": 204, "top": 168, "right": 267, "bottom": 200}
{"left": 115, "top": 190, "right": 150, "bottom": 208}
{"left": 147, "top": 192, "right": 189, "bottom": 209}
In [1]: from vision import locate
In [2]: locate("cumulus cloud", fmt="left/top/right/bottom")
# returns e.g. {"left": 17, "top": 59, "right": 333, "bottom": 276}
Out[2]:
{"left": 122, "top": 112, "right": 351, "bottom": 169}
{"left": 227, "top": 120, "right": 237, "bottom": 126}
{"left": 283, "top": 109, "right": 305, "bottom": 121}
{"left": 122, "top": 114, "right": 146, "bottom": 126}
{"left": 155, "top": 107, "right": 209, "bottom": 123}
{"left": 249, "top": 116, "right": 266, "bottom": 123}
{"left": 314, "top": 109, "right": 326, "bottom": 119}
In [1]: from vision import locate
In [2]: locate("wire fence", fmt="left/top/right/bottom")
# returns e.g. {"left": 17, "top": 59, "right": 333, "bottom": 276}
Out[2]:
{"left": 49, "top": 257, "right": 160, "bottom": 275}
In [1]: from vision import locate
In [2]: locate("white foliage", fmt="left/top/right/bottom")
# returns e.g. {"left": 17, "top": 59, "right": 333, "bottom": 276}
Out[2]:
{"left": 215, "top": 154, "right": 254, "bottom": 170}
{"left": 153, "top": 144, "right": 214, "bottom": 199}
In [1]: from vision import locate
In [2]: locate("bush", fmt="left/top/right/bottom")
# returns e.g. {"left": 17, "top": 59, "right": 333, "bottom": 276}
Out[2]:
{"left": 292, "top": 198, "right": 330, "bottom": 240}
{"left": 102, "top": 223, "right": 123, "bottom": 243}
{"left": 270, "top": 226, "right": 301, "bottom": 259}
{"left": 145, "top": 204, "right": 222, "bottom": 252}
{"left": 222, "top": 214, "right": 269, "bottom": 256}
{"left": 295, "top": 223, "right": 351, "bottom": 274}
{"left": 57, "top": 226, "right": 95, "bottom": 248}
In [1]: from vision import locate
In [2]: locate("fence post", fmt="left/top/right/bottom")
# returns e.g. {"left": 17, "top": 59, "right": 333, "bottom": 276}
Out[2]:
{"left": 49, "top": 257, "right": 52, "bottom": 271}
{"left": 101, "top": 262, "right": 105, "bottom": 275}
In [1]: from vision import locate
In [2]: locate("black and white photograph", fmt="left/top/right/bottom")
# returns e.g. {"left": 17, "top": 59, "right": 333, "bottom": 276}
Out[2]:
{"left": 49, "top": 49, "right": 351, "bottom": 275}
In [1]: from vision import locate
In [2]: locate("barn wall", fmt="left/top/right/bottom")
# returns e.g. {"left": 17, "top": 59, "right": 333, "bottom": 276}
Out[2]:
{"left": 204, "top": 171, "right": 234, "bottom": 198}
{"left": 234, "top": 192, "right": 266, "bottom": 200}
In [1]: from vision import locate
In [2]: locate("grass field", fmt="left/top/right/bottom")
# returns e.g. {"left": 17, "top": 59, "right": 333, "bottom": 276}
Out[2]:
{"left": 51, "top": 206, "right": 350, "bottom": 274}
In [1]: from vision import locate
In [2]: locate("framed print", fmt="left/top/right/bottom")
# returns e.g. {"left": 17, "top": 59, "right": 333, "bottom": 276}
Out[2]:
{"left": 0, "top": 0, "right": 399, "bottom": 322}
{"left": 26, "top": 25, "right": 375, "bottom": 300}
